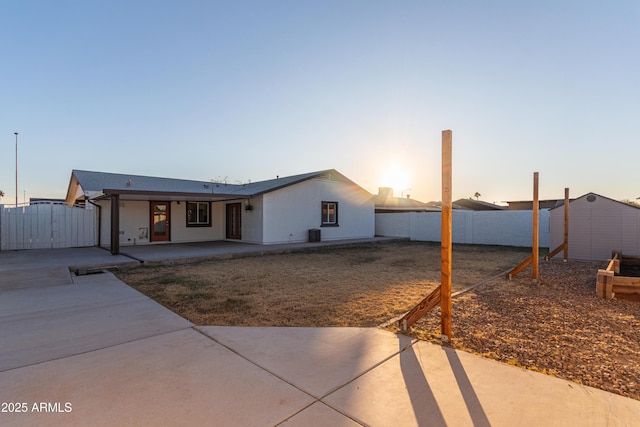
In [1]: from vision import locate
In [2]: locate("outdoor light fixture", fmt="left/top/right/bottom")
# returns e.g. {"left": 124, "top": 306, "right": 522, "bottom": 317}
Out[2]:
{"left": 244, "top": 200, "right": 254, "bottom": 211}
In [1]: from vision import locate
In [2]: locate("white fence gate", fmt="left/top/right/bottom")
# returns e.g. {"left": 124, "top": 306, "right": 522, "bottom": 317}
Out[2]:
{"left": 0, "top": 203, "right": 97, "bottom": 251}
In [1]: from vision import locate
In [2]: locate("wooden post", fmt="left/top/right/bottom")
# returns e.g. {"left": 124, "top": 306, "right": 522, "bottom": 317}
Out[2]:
{"left": 441, "top": 130, "right": 452, "bottom": 341}
{"left": 596, "top": 269, "right": 612, "bottom": 298}
{"left": 563, "top": 188, "right": 569, "bottom": 261}
{"left": 532, "top": 172, "right": 539, "bottom": 281}
{"left": 110, "top": 194, "right": 120, "bottom": 255}
{"left": 399, "top": 287, "right": 441, "bottom": 331}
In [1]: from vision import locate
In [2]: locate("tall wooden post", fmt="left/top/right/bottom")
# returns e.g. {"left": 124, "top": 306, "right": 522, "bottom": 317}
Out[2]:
{"left": 441, "top": 130, "right": 452, "bottom": 340}
{"left": 532, "top": 172, "right": 539, "bottom": 281}
{"left": 563, "top": 188, "right": 569, "bottom": 261}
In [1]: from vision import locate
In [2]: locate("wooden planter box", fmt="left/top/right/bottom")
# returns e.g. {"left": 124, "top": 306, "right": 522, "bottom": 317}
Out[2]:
{"left": 596, "top": 252, "right": 640, "bottom": 301}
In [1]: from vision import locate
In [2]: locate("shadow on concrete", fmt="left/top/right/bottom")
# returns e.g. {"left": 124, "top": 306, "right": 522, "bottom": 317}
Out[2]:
{"left": 444, "top": 346, "right": 491, "bottom": 427}
{"left": 400, "top": 342, "right": 447, "bottom": 426}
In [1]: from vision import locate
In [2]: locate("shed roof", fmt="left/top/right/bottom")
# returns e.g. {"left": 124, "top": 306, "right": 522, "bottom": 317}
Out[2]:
{"left": 548, "top": 192, "right": 640, "bottom": 211}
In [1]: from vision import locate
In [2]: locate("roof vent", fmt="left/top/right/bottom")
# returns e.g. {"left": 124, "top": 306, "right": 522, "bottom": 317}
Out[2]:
{"left": 587, "top": 195, "right": 596, "bottom": 202}
{"left": 126, "top": 179, "right": 132, "bottom": 187}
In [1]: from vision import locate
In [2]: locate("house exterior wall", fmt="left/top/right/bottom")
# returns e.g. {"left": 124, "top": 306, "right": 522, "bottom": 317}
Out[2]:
{"left": 376, "top": 209, "right": 550, "bottom": 247}
{"left": 232, "top": 197, "right": 264, "bottom": 244}
{"left": 97, "top": 200, "right": 223, "bottom": 246}
{"left": 550, "top": 195, "right": 640, "bottom": 261}
{"left": 260, "top": 178, "right": 374, "bottom": 244}
{"left": 171, "top": 201, "right": 225, "bottom": 243}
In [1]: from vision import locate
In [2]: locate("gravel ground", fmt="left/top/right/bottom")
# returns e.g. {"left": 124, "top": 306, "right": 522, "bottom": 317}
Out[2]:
{"left": 397, "top": 260, "right": 640, "bottom": 401}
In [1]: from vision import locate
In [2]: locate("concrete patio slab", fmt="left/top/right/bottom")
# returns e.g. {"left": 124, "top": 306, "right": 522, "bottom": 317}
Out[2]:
{"left": 199, "top": 326, "right": 416, "bottom": 398}
{"left": 279, "top": 402, "right": 361, "bottom": 426}
{"left": 0, "top": 329, "right": 315, "bottom": 427}
{"left": 0, "top": 271, "right": 192, "bottom": 372}
{"left": 0, "top": 265, "right": 73, "bottom": 291}
{"left": 1, "top": 271, "right": 148, "bottom": 318}
{"left": 323, "top": 338, "right": 640, "bottom": 427}
{"left": 0, "top": 246, "right": 136, "bottom": 272}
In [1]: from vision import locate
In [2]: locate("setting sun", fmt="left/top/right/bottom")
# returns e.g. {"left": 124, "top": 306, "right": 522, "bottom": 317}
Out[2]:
{"left": 379, "top": 164, "right": 411, "bottom": 197}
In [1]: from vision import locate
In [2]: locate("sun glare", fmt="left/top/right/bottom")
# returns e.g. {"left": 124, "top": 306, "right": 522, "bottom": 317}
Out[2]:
{"left": 380, "top": 164, "right": 411, "bottom": 197}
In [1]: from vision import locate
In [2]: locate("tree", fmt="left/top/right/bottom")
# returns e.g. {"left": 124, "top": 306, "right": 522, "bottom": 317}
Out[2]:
{"left": 473, "top": 192, "right": 481, "bottom": 200}
{"left": 0, "top": 189, "right": 4, "bottom": 202}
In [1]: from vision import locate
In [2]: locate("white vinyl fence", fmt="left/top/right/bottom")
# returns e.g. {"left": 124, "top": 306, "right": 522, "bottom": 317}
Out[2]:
{"left": 0, "top": 203, "right": 97, "bottom": 250}
{"left": 376, "top": 209, "right": 550, "bottom": 247}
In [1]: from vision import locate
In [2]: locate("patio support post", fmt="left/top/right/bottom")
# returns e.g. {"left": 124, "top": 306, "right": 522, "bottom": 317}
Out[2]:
{"left": 111, "top": 194, "right": 120, "bottom": 255}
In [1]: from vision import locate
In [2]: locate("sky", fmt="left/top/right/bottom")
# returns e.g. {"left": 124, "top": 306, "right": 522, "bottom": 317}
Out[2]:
{"left": 1, "top": 1, "right": 639, "bottom": 205}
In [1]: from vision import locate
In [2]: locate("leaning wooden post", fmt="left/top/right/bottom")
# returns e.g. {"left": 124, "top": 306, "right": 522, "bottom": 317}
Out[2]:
{"left": 441, "top": 130, "right": 453, "bottom": 341}
{"left": 532, "top": 172, "right": 539, "bottom": 281}
{"left": 563, "top": 187, "right": 569, "bottom": 261}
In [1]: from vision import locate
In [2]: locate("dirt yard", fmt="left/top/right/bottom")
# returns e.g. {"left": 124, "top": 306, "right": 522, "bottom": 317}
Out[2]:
{"left": 115, "top": 241, "right": 640, "bottom": 401}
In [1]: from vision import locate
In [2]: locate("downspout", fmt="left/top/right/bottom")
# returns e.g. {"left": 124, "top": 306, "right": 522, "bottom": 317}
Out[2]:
{"left": 86, "top": 198, "right": 102, "bottom": 250}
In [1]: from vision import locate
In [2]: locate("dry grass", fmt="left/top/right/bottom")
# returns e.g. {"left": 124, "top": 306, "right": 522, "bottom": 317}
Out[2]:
{"left": 115, "top": 241, "right": 530, "bottom": 326}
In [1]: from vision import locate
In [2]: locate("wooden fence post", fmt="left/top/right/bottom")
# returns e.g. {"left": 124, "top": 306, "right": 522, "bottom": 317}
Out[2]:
{"left": 441, "top": 130, "right": 453, "bottom": 341}
{"left": 532, "top": 172, "right": 539, "bottom": 281}
{"left": 563, "top": 187, "right": 569, "bottom": 261}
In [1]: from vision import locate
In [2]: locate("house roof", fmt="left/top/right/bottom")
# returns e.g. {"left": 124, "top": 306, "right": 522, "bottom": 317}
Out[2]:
{"left": 452, "top": 198, "right": 506, "bottom": 211}
{"left": 65, "top": 169, "right": 367, "bottom": 204}
{"left": 374, "top": 194, "right": 437, "bottom": 212}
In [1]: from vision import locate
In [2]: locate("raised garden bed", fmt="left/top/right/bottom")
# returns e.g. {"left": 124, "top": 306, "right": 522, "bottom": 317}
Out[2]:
{"left": 596, "top": 251, "right": 640, "bottom": 301}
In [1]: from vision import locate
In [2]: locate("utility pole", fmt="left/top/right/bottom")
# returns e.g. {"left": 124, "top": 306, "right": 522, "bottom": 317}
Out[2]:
{"left": 14, "top": 132, "right": 18, "bottom": 208}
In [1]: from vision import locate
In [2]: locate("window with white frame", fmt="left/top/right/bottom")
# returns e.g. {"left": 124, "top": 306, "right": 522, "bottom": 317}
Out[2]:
{"left": 186, "top": 202, "right": 211, "bottom": 227}
{"left": 321, "top": 201, "right": 338, "bottom": 226}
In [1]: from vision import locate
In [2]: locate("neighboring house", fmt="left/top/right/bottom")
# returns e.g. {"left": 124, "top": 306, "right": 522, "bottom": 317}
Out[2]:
{"left": 374, "top": 187, "right": 438, "bottom": 213}
{"left": 549, "top": 192, "right": 640, "bottom": 261}
{"left": 65, "top": 169, "right": 375, "bottom": 254}
{"left": 451, "top": 199, "right": 506, "bottom": 211}
{"left": 506, "top": 199, "right": 568, "bottom": 210}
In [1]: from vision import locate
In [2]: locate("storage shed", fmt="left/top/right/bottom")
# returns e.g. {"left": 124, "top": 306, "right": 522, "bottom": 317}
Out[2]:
{"left": 549, "top": 192, "right": 640, "bottom": 261}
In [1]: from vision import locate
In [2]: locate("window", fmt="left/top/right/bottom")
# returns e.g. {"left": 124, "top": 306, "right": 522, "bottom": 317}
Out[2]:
{"left": 186, "top": 202, "right": 211, "bottom": 227}
{"left": 321, "top": 201, "right": 338, "bottom": 226}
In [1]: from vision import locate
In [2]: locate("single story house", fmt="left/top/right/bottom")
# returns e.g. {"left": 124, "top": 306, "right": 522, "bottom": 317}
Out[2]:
{"left": 65, "top": 169, "right": 375, "bottom": 254}
{"left": 549, "top": 192, "right": 640, "bottom": 261}
{"left": 374, "top": 187, "right": 438, "bottom": 213}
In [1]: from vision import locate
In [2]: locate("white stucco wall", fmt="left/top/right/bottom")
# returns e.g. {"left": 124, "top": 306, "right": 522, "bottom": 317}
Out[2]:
{"left": 234, "top": 197, "right": 264, "bottom": 244}
{"left": 171, "top": 201, "right": 224, "bottom": 243}
{"left": 550, "top": 194, "right": 640, "bottom": 261}
{"left": 97, "top": 200, "right": 223, "bottom": 246}
{"left": 260, "top": 178, "right": 374, "bottom": 244}
{"left": 376, "top": 209, "right": 550, "bottom": 247}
